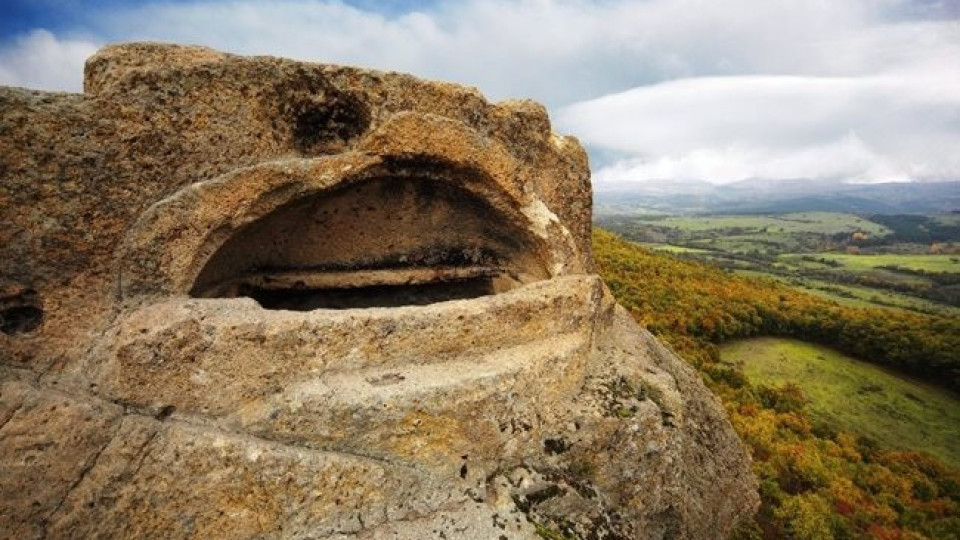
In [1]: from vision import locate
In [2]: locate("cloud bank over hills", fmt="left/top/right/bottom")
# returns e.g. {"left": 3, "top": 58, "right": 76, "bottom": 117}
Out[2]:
{"left": 1, "top": 0, "right": 957, "bottom": 185}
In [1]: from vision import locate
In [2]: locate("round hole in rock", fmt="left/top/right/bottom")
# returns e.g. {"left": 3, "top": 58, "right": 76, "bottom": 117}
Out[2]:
{"left": 290, "top": 92, "right": 370, "bottom": 155}
{"left": 0, "top": 288, "right": 43, "bottom": 335}
{"left": 190, "top": 176, "right": 550, "bottom": 310}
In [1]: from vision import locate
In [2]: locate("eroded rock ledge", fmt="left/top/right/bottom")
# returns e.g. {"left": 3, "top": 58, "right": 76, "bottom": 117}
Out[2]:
{"left": 0, "top": 43, "right": 757, "bottom": 539}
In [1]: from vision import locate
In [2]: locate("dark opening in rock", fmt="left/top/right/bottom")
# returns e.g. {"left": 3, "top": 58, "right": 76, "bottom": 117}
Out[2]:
{"left": 247, "top": 275, "right": 498, "bottom": 311}
{"left": 190, "top": 173, "right": 548, "bottom": 311}
{"left": 543, "top": 438, "right": 570, "bottom": 455}
{"left": 291, "top": 92, "right": 369, "bottom": 154}
{"left": 0, "top": 288, "right": 43, "bottom": 335}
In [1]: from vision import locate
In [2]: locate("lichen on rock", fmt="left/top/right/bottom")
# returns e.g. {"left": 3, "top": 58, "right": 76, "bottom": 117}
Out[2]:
{"left": 0, "top": 43, "right": 758, "bottom": 539}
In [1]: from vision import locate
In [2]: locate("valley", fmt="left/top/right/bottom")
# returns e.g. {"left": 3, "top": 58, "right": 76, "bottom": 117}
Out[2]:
{"left": 597, "top": 210, "right": 960, "bottom": 317}
{"left": 592, "top": 227, "right": 960, "bottom": 539}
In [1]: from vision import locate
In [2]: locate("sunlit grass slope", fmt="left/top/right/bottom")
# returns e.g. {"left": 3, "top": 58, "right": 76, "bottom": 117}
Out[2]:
{"left": 721, "top": 337, "right": 960, "bottom": 469}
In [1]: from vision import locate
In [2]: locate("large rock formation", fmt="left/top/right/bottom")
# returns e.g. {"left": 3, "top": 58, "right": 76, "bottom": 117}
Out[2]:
{"left": 0, "top": 44, "right": 757, "bottom": 539}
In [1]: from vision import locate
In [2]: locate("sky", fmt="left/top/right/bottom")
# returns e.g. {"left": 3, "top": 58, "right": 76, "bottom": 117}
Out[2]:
{"left": 0, "top": 0, "right": 958, "bottom": 185}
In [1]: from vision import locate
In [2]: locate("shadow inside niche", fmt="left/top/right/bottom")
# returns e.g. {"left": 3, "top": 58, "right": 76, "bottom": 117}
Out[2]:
{"left": 245, "top": 276, "right": 498, "bottom": 311}
{"left": 189, "top": 174, "right": 549, "bottom": 311}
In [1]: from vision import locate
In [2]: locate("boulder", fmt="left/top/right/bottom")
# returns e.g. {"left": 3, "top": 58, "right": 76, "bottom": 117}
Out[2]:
{"left": 0, "top": 43, "right": 757, "bottom": 539}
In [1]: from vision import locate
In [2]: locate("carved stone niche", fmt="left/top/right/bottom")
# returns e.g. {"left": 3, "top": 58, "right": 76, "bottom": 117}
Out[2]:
{"left": 100, "top": 121, "right": 601, "bottom": 458}
{"left": 189, "top": 167, "right": 550, "bottom": 309}
{"left": 0, "top": 44, "right": 757, "bottom": 539}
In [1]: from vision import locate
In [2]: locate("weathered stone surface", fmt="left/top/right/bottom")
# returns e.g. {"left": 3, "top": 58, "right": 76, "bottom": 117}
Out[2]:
{"left": 0, "top": 380, "right": 123, "bottom": 539}
{"left": 0, "top": 43, "right": 757, "bottom": 538}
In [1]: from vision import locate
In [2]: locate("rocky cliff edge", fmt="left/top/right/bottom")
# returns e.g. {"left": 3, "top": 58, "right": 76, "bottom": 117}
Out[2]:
{"left": 0, "top": 43, "right": 757, "bottom": 539}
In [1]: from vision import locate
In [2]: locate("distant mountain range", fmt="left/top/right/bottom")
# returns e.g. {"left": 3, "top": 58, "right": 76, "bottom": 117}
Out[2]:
{"left": 594, "top": 178, "right": 960, "bottom": 215}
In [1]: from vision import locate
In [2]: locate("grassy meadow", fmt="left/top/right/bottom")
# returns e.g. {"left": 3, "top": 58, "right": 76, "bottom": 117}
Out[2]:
{"left": 721, "top": 337, "right": 960, "bottom": 469}
{"left": 733, "top": 270, "right": 960, "bottom": 316}
{"left": 635, "top": 242, "right": 712, "bottom": 254}
{"left": 639, "top": 212, "right": 889, "bottom": 235}
{"left": 784, "top": 252, "right": 960, "bottom": 273}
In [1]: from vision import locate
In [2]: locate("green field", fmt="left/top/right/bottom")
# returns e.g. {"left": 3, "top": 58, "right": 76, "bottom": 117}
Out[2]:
{"left": 785, "top": 252, "right": 960, "bottom": 273}
{"left": 721, "top": 337, "right": 960, "bottom": 469}
{"left": 639, "top": 212, "right": 890, "bottom": 235}
{"left": 732, "top": 270, "right": 960, "bottom": 316}
{"left": 690, "top": 234, "right": 803, "bottom": 254}
{"left": 933, "top": 214, "right": 960, "bottom": 226}
{"left": 611, "top": 212, "right": 895, "bottom": 256}
{"left": 635, "top": 243, "right": 713, "bottom": 254}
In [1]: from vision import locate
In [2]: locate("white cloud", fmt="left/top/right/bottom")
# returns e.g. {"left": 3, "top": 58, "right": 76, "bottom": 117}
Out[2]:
{"left": 558, "top": 18, "right": 960, "bottom": 183}
{"left": 0, "top": 0, "right": 957, "bottom": 183}
{"left": 0, "top": 30, "right": 99, "bottom": 91}
{"left": 592, "top": 135, "right": 919, "bottom": 185}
